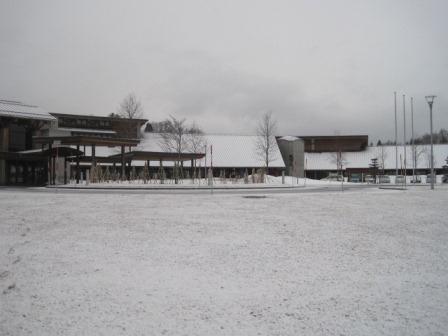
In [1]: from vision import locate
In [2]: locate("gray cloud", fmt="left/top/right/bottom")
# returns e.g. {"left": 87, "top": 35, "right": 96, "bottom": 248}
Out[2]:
{"left": 1, "top": 0, "right": 447, "bottom": 142}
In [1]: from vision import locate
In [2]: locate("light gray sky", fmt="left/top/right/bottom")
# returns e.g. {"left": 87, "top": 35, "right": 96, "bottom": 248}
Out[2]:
{"left": 1, "top": 0, "right": 447, "bottom": 141}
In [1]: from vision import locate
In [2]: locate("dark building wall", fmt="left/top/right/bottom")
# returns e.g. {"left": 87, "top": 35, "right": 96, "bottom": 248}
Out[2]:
{"left": 0, "top": 126, "right": 8, "bottom": 184}
{"left": 111, "top": 119, "right": 145, "bottom": 139}
{"left": 299, "top": 135, "right": 368, "bottom": 152}
{"left": 0, "top": 117, "right": 51, "bottom": 185}
{"left": 9, "top": 124, "right": 26, "bottom": 151}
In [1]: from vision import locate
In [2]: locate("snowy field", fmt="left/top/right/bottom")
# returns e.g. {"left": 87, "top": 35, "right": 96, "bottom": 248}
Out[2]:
{"left": 62, "top": 174, "right": 447, "bottom": 189}
{"left": 63, "top": 176, "right": 345, "bottom": 189}
{"left": 1, "top": 187, "right": 447, "bottom": 335}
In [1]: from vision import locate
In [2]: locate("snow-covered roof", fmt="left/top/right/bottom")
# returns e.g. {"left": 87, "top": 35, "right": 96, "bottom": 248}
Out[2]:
{"left": 136, "top": 133, "right": 285, "bottom": 168}
{"left": 305, "top": 145, "right": 448, "bottom": 170}
{"left": 0, "top": 100, "right": 56, "bottom": 121}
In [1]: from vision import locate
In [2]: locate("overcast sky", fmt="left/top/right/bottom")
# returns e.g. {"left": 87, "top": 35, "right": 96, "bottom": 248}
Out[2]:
{"left": 1, "top": 0, "right": 447, "bottom": 141}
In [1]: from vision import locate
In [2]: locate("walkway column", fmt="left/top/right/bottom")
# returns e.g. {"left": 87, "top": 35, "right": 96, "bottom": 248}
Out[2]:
{"left": 91, "top": 144, "right": 96, "bottom": 166}
{"left": 76, "top": 145, "right": 80, "bottom": 184}
{"left": 159, "top": 159, "right": 164, "bottom": 184}
{"left": 48, "top": 142, "right": 53, "bottom": 185}
{"left": 121, "top": 145, "right": 125, "bottom": 180}
{"left": 64, "top": 157, "right": 67, "bottom": 184}
{"left": 52, "top": 151, "right": 56, "bottom": 185}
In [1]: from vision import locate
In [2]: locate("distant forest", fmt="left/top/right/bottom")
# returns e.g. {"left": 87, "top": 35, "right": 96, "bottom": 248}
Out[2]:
{"left": 377, "top": 128, "right": 448, "bottom": 146}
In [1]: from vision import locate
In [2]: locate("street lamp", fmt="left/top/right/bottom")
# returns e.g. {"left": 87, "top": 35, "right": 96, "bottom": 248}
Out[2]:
{"left": 425, "top": 95, "right": 436, "bottom": 190}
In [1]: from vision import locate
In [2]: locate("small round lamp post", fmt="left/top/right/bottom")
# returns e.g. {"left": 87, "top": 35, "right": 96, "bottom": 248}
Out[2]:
{"left": 425, "top": 95, "right": 436, "bottom": 190}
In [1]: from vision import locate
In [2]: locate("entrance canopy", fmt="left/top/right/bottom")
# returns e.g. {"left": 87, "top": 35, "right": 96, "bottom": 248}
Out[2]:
{"left": 33, "top": 135, "right": 140, "bottom": 185}
{"left": 32, "top": 136, "right": 205, "bottom": 184}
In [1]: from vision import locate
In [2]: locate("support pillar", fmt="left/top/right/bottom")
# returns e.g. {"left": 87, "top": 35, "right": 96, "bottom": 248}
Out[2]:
{"left": 159, "top": 159, "right": 164, "bottom": 184}
{"left": 64, "top": 157, "right": 67, "bottom": 184}
{"left": 76, "top": 145, "right": 80, "bottom": 184}
{"left": 91, "top": 144, "right": 96, "bottom": 166}
{"left": 52, "top": 153, "right": 56, "bottom": 185}
{"left": 121, "top": 145, "right": 125, "bottom": 180}
{"left": 48, "top": 142, "right": 53, "bottom": 185}
{"left": 91, "top": 144, "right": 96, "bottom": 183}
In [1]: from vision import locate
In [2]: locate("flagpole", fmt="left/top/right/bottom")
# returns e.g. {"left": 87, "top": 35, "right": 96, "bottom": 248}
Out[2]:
{"left": 403, "top": 94, "right": 407, "bottom": 187}
{"left": 411, "top": 97, "right": 416, "bottom": 182}
{"left": 394, "top": 92, "right": 398, "bottom": 179}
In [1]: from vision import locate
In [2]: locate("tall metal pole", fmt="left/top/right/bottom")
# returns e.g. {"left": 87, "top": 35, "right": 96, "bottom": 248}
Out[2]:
{"left": 429, "top": 103, "right": 434, "bottom": 190}
{"left": 411, "top": 97, "right": 415, "bottom": 181}
{"left": 425, "top": 96, "right": 436, "bottom": 190}
{"left": 403, "top": 94, "right": 407, "bottom": 187}
{"left": 394, "top": 92, "right": 398, "bottom": 178}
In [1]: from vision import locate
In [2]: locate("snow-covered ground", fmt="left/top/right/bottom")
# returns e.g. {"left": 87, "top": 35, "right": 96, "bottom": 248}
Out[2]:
{"left": 1, "top": 187, "right": 447, "bottom": 335}
{"left": 63, "top": 176, "right": 357, "bottom": 188}
{"left": 61, "top": 174, "right": 447, "bottom": 189}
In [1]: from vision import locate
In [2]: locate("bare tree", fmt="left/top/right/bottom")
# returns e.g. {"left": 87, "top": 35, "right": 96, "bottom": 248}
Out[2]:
{"left": 159, "top": 116, "right": 189, "bottom": 154}
{"left": 159, "top": 116, "right": 205, "bottom": 182}
{"left": 186, "top": 123, "right": 206, "bottom": 153}
{"left": 376, "top": 145, "right": 388, "bottom": 173}
{"left": 118, "top": 93, "right": 143, "bottom": 119}
{"left": 186, "top": 123, "right": 207, "bottom": 179}
{"left": 255, "top": 112, "right": 278, "bottom": 173}
{"left": 328, "top": 151, "right": 348, "bottom": 175}
{"left": 415, "top": 144, "right": 429, "bottom": 169}
{"left": 112, "top": 93, "right": 145, "bottom": 139}
{"left": 420, "top": 145, "right": 436, "bottom": 169}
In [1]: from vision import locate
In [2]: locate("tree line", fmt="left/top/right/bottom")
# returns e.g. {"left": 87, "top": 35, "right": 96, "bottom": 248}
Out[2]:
{"left": 377, "top": 128, "right": 448, "bottom": 146}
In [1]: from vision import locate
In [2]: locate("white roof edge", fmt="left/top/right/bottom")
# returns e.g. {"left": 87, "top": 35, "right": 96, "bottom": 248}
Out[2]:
{"left": 0, "top": 110, "right": 56, "bottom": 121}
{"left": 0, "top": 100, "right": 56, "bottom": 121}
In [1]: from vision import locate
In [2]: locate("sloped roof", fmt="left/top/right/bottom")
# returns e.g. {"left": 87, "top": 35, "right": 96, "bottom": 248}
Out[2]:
{"left": 0, "top": 100, "right": 56, "bottom": 121}
{"left": 137, "top": 133, "right": 285, "bottom": 168}
{"left": 305, "top": 145, "right": 448, "bottom": 170}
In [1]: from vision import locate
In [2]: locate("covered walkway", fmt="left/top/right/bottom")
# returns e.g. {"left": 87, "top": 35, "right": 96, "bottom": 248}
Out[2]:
{"left": 33, "top": 136, "right": 205, "bottom": 184}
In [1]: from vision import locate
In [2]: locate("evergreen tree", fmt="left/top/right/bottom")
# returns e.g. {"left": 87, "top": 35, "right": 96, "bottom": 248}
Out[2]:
{"left": 369, "top": 158, "right": 379, "bottom": 183}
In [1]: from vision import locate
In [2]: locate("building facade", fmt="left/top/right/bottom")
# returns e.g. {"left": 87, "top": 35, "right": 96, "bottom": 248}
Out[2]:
{"left": 0, "top": 100, "right": 56, "bottom": 185}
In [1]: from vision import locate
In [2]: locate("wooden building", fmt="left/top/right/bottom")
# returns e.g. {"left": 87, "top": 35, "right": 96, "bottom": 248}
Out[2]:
{"left": 0, "top": 100, "right": 56, "bottom": 185}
